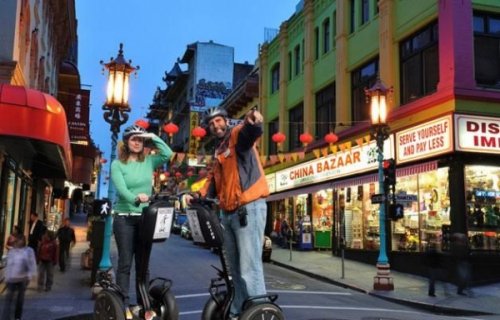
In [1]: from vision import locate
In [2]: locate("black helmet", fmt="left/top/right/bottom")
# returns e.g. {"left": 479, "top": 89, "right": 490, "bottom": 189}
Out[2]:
{"left": 122, "top": 124, "right": 146, "bottom": 142}
{"left": 203, "top": 107, "right": 228, "bottom": 126}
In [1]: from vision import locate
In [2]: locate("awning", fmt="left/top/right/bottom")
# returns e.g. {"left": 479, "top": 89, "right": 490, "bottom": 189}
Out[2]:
{"left": 0, "top": 84, "right": 72, "bottom": 179}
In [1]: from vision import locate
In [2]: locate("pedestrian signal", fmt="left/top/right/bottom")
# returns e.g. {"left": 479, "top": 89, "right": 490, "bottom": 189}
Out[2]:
{"left": 389, "top": 203, "right": 404, "bottom": 221}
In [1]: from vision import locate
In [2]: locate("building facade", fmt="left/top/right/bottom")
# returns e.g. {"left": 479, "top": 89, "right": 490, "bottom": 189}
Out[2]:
{"left": 0, "top": 0, "right": 96, "bottom": 257}
{"left": 259, "top": 0, "right": 500, "bottom": 282}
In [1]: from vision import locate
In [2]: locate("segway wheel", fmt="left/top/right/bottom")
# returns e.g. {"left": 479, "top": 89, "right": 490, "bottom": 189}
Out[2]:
{"left": 158, "top": 290, "right": 179, "bottom": 320}
{"left": 201, "top": 293, "right": 226, "bottom": 320}
{"left": 94, "top": 290, "right": 125, "bottom": 320}
{"left": 239, "top": 303, "right": 284, "bottom": 320}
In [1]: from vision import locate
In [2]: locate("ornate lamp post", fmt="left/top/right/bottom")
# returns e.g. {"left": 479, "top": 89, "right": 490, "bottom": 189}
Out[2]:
{"left": 366, "top": 78, "right": 394, "bottom": 291}
{"left": 99, "top": 43, "right": 139, "bottom": 271}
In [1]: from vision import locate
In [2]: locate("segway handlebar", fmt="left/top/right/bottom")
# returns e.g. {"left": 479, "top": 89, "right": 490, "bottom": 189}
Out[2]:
{"left": 135, "top": 194, "right": 179, "bottom": 207}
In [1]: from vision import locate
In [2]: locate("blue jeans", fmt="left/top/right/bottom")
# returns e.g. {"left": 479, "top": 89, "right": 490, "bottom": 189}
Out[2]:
{"left": 2, "top": 280, "right": 28, "bottom": 320}
{"left": 220, "top": 199, "right": 267, "bottom": 315}
{"left": 113, "top": 215, "right": 150, "bottom": 305}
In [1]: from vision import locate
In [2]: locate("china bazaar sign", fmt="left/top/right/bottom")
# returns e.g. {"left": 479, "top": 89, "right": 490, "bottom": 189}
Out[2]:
{"left": 455, "top": 114, "right": 500, "bottom": 154}
{"left": 395, "top": 115, "right": 453, "bottom": 164}
{"left": 275, "top": 136, "right": 393, "bottom": 191}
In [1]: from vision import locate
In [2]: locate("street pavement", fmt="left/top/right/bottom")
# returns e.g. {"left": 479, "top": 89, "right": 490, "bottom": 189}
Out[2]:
{"left": 3, "top": 213, "right": 500, "bottom": 319}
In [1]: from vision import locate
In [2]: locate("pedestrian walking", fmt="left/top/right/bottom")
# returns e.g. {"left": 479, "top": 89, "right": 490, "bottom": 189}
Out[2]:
{"left": 424, "top": 241, "right": 441, "bottom": 297}
{"left": 56, "top": 218, "right": 76, "bottom": 272}
{"left": 5, "top": 225, "right": 22, "bottom": 251}
{"left": 1, "top": 233, "right": 37, "bottom": 320}
{"left": 37, "top": 230, "right": 58, "bottom": 292}
{"left": 451, "top": 232, "right": 471, "bottom": 296}
{"left": 28, "top": 212, "right": 46, "bottom": 255}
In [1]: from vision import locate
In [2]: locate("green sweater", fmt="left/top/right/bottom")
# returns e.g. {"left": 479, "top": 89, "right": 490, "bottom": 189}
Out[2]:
{"left": 111, "top": 135, "right": 172, "bottom": 213}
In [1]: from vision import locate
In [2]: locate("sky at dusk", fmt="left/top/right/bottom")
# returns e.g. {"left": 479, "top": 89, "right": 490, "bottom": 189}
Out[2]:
{"left": 76, "top": 1, "right": 299, "bottom": 195}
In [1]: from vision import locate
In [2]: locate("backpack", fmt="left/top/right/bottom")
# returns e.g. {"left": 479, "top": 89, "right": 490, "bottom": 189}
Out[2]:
{"left": 39, "top": 240, "right": 56, "bottom": 262}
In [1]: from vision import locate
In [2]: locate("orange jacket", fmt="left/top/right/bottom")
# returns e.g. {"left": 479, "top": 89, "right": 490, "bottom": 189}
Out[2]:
{"left": 200, "top": 123, "right": 269, "bottom": 211}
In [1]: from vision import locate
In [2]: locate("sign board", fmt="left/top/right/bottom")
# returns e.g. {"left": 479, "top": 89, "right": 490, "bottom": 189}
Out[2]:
{"left": 186, "top": 209, "right": 206, "bottom": 243}
{"left": 455, "top": 114, "right": 500, "bottom": 154}
{"left": 275, "top": 136, "right": 394, "bottom": 192}
{"left": 266, "top": 173, "right": 276, "bottom": 193}
{"left": 153, "top": 207, "right": 174, "bottom": 240}
{"left": 395, "top": 115, "right": 453, "bottom": 164}
{"left": 394, "top": 194, "right": 418, "bottom": 202}
{"left": 371, "top": 194, "right": 385, "bottom": 204}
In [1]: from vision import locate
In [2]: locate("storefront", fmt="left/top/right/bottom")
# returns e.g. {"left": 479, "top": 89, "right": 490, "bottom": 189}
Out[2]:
{"left": 266, "top": 112, "right": 500, "bottom": 281}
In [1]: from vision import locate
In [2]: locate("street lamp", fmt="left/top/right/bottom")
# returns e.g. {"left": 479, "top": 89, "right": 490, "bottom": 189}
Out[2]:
{"left": 366, "top": 77, "right": 394, "bottom": 291}
{"left": 99, "top": 43, "right": 139, "bottom": 271}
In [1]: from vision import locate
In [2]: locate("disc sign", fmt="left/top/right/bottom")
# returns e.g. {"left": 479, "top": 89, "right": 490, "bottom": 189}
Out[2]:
{"left": 153, "top": 207, "right": 174, "bottom": 241}
{"left": 371, "top": 194, "right": 385, "bottom": 204}
{"left": 186, "top": 208, "right": 206, "bottom": 243}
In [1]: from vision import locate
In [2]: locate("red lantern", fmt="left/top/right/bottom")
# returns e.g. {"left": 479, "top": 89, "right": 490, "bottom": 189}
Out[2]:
{"left": 100, "top": 158, "right": 108, "bottom": 164}
{"left": 175, "top": 171, "right": 182, "bottom": 178}
{"left": 187, "top": 171, "right": 194, "bottom": 177}
{"left": 324, "top": 132, "right": 339, "bottom": 144}
{"left": 299, "top": 132, "right": 314, "bottom": 146}
{"left": 163, "top": 123, "right": 179, "bottom": 136}
{"left": 192, "top": 126, "right": 207, "bottom": 140}
{"left": 135, "top": 119, "right": 150, "bottom": 129}
{"left": 272, "top": 132, "right": 286, "bottom": 145}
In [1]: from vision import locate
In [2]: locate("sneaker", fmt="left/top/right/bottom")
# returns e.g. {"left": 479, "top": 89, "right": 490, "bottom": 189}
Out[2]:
{"left": 125, "top": 307, "right": 133, "bottom": 320}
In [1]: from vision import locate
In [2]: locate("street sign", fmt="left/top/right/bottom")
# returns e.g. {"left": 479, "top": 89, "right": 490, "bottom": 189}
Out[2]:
{"left": 371, "top": 194, "right": 385, "bottom": 204}
{"left": 394, "top": 194, "right": 418, "bottom": 202}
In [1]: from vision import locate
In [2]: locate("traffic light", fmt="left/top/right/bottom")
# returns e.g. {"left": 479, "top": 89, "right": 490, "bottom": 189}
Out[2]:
{"left": 389, "top": 203, "right": 404, "bottom": 220}
{"left": 383, "top": 158, "right": 396, "bottom": 191}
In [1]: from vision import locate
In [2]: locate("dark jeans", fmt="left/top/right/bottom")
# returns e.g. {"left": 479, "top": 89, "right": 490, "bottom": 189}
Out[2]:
{"left": 2, "top": 280, "right": 28, "bottom": 320}
{"left": 59, "top": 244, "right": 70, "bottom": 271}
{"left": 38, "top": 261, "right": 54, "bottom": 290}
{"left": 113, "top": 215, "right": 151, "bottom": 305}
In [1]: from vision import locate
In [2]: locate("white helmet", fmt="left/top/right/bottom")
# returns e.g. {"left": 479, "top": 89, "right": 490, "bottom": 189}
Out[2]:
{"left": 122, "top": 125, "right": 146, "bottom": 142}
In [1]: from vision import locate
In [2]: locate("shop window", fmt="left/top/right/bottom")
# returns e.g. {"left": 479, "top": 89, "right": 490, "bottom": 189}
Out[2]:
{"left": 312, "top": 189, "right": 333, "bottom": 249}
{"left": 337, "top": 183, "right": 381, "bottom": 251}
{"left": 391, "top": 167, "right": 450, "bottom": 253}
{"left": 465, "top": 165, "right": 500, "bottom": 251}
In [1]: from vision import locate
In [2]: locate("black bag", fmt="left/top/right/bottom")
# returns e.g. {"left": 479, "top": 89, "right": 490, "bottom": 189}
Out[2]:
{"left": 186, "top": 202, "right": 224, "bottom": 248}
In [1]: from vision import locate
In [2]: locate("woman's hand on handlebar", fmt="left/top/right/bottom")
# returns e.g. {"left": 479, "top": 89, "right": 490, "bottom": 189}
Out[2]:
{"left": 135, "top": 193, "right": 150, "bottom": 204}
{"left": 184, "top": 192, "right": 200, "bottom": 206}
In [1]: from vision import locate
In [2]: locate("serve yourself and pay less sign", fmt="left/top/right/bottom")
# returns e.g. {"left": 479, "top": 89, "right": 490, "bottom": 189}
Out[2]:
{"left": 395, "top": 115, "right": 454, "bottom": 164}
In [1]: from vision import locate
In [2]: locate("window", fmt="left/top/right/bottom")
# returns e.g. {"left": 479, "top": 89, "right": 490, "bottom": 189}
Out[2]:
{"left": 361, "top": 0, "right": 369, "bottom": 25}
{"left": 294, "top": 45, "right": 301, "bottom": 75}
{"left": 351, "top": 59, "right": 378, "bottom": 123}
{"left": 323, "top": 18, "right": 330, "bottom": 53}
{"left": 314, "top": 27, "right": 319, "bottom": 60}
{"left": 315, "top": 83, "right": 335, "bottom": 139}
{"left": 474, "top": 12, "right": 500, "bottom": 87}
{"left": 288, "top": 103, "right": 303, "bottom": 150}
{"left": 288, "top": 52, "right": 292, "bottom": 80}
{"left": 268, "top": 118, "right": 279, "bottom": 155}
{"left": 350, "top": 0, "right": 355, "bottom": 33}
{"left": 400, "top": 22, "right": 439, "bottom": 104}
{"left": 271, "top": 63, "right": 280, "bottom": 93}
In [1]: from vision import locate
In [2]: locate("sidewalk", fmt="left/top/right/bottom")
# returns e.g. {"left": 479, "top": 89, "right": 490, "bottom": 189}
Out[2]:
{"left": 271, "top": 245, "right": 500, "bottom": 316}
{"left": 1, "top": 212, "right": 95, "bottom": 320}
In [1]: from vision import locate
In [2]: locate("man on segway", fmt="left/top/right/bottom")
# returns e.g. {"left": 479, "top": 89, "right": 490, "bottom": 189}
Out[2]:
{"left": 186, "top": 107, "right": 270, "bottom": 318}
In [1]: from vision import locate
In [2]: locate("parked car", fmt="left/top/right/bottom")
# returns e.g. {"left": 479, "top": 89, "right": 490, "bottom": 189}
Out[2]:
{"left": 180, "top": 221, "right": 192, "bottom": 240}
{"left": 172, "top": 211, "right": 187, "bottom": 234}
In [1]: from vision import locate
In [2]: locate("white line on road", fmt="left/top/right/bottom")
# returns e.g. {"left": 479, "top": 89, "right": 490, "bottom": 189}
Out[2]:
{"left": 175, "top": 289, "right": 351, "bottom": 299}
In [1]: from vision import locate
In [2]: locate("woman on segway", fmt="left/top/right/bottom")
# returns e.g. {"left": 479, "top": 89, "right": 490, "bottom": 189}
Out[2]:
{"left": 186, "top": 107, "right": 275, "bottom": 319}
{"left": 111, "top": 124, "right": 173, "bottom": 317}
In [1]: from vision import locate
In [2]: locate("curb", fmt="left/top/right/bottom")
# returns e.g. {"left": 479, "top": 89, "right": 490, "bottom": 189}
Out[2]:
{"left": 270, "top": 259, "right": 495, "bottom": 317}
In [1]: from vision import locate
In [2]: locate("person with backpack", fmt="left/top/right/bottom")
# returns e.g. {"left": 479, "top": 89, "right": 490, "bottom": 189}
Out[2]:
{"left": 1, "top": 233, "right": 37, "bottom": 320}
{"left": 37, "top": 231, "right": 58, "bottom": 292}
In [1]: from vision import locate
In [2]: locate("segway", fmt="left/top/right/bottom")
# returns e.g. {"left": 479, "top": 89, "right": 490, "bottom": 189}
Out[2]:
{"left": 187, "top": 199, "right": 284, "bottom": 320}
{"left": 94, "top": 196, "right": 179, "bottom": 320}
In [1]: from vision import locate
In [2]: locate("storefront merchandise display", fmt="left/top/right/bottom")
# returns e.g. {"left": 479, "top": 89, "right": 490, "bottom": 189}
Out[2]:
{"left": 391, "top": 167, "right": 451, "bottom": 252}
{"left": 465, "top": 165, "right": 500, "bottom": 250}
